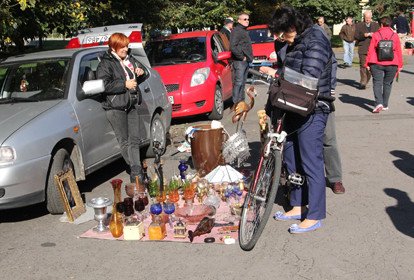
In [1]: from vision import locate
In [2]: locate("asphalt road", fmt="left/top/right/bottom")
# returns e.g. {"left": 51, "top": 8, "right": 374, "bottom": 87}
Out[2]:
{"left": 1, "top": 52, "right": 413, "bottom": 280}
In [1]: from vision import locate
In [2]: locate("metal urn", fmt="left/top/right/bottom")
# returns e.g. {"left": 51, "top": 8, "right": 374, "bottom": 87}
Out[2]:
{"left": 87, "top": 197, "right": 112, "bottom": 233}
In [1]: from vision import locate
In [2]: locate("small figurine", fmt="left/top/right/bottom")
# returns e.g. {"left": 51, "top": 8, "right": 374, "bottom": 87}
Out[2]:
{"left": 257, "top": 109, "right": 268, "bottom": 131}
{"left": 173, "top": 219, "right": 187, "bottom": 239}
{"left": 20, "top": 78, "right": 28, "bottom": 92}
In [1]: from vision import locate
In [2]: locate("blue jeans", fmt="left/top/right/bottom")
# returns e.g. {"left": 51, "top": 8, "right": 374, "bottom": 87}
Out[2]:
{"left": 370, "top": 64, "right": 398, "bottom": 107}
{"left": 105, "top": 107, "right": 143, "bottom": 182}
{"left": 283, "top": 112, "right": 329, "bottom": 220}
{"left": 232, "top": 60, "right": 249, "bottom": 104}
{"left": 342, "top": 41, "right": 355, "bottom": 66}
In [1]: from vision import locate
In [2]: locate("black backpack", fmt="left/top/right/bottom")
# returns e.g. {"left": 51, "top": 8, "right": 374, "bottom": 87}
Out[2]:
{"left": 377, "top": 32, "right": 394, "bottom": 61}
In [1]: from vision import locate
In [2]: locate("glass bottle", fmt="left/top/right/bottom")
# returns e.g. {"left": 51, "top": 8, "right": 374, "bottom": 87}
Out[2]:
{"left": 109, "top": 179, "right": 124, "bottom": 238}
{"left": 178, "top": 160, "right": 188, "bottom": 180}
{"left": 148, "top": 215, "right": 165, "bottom": 240}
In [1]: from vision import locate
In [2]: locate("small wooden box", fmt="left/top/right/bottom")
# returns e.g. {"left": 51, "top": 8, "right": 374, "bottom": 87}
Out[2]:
{"left": 123, "top": 222, "right": 144, "bottom": 240}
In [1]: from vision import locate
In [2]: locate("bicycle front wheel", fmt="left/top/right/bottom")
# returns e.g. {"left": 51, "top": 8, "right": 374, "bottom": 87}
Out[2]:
{"left": 239, "top": 149, "right": 282, "bottom": 251}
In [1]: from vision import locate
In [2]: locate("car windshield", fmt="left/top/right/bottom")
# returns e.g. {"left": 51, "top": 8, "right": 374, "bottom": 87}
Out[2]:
{"left": 0, "top": 58, "right": 70, "bottom": 103}
{"left": 145, "top": 37, "right": 206, "bottom": 66}
{"left": 248, "top": 28, "right": 274, "bottom": 43}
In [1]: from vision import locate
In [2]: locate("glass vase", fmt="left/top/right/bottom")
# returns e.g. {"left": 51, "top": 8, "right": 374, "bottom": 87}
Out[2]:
{"left": 109, "top": 207, "right": 124, "bottom": 238}
{"left": 110, "top": 179, "right": 124, "bottom": 238}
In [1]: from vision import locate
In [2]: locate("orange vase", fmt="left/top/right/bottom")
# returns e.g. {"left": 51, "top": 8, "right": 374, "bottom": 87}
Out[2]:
{"left": 169, "top": 189, "right": 180, "bottom": 204}
{"left": 110, "top": 179, "right": 124, "bottom": 238}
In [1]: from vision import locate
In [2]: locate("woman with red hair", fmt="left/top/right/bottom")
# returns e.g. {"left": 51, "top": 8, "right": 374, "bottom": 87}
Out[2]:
{"left": 97, "top": 32, "right": 146, "bottom": 182}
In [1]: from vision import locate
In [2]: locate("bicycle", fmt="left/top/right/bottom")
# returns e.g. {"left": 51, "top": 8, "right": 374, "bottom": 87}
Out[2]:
{"left": 239, "top": 69, "right": 333, "bottom": 251}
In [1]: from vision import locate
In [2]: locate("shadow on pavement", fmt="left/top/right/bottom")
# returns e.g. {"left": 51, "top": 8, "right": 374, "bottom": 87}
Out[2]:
{"left": 384, "top": 188, "right": 414, "bottom": 238}
{"left": 407, "top": 97, "right": 414, "bottom": 106}
{"left": 401, "top": 69, "right": 414, "bottom": 75}
{"left": 390, "top": 150, "right": 414, "bottom": 178}
{"left": 171, "top": 99, "right": 233, "bottom": 126}
{"left": 78, "top": 158, "right": 128, "bottom": 193}
{"left": 337, "top": 78, "right": 360, "bottom": 89}
{"left": 338, "top": 93, "right": 374, "bottom": 112}
{"left": 0, "top": 203, "right": 49, "bottom": 223}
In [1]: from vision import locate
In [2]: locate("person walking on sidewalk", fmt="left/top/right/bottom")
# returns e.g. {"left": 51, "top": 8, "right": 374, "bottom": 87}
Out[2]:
{"left": 355, "top": 10, "right": 379, "bottom": 90}
{"left": 365, "top": 17, "right": 403, "bottom": 113}
{"left": 317, "top": 16, "right": 332, "bottom": 40}
{"left": 339, "top": 16, "right": 355, "bottom": 68}
{"left": 230, "top": 12, "right": 253, "bottom": 104}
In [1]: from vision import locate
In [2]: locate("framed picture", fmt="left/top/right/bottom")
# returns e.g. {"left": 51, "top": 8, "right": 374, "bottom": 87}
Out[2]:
{"left": 54, "top": 168, "right": 86, "bottom": 222}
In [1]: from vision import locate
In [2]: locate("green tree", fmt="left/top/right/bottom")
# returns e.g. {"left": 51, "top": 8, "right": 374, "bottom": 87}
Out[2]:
{"left": 288, "top": 0, "right": 361, "bottom": 24}
{"left": 0, "top": 0, "right": 35, "bottom": 51}
{"left": 157, "top": 0, "right": 247, "bottom": 30}
{"left": 247, "top": 0, "right": 281, "bottom": 25}
{"left": 367, "top": 0, "right": 412, "bottom": 19}
{"left": 1, "top": 0, "right": 125, "bottom": 52}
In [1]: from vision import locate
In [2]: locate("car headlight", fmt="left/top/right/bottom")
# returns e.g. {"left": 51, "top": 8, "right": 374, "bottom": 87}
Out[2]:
{"left": 0, "top": 146, "right": 16, "bottom": 165}
{"left": 269, "top": 51, "right": 277, "bottom": 60}
{"left": 190, "top": 67, "right": 210, "bottom": 87}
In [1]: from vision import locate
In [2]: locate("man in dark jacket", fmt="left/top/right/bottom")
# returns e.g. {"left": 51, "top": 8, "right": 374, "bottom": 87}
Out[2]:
{"left": 220, "top": 17, "right": 233, "bottom": 41}
{"left": 392, "top": 11, "right": 410, "bottom": 35}
{"left": 354, "top": 10, "right": 379, "bottom": 89}
{"left": 230, "top": 13, "right": 253, "bottom": 104}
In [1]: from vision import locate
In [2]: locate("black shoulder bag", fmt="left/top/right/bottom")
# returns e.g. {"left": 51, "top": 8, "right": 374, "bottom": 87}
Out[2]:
{"left": 267, "top": 58, "right": 331, "bottom": 117}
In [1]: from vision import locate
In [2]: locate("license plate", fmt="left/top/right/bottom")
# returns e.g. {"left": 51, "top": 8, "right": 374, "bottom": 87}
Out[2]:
{"left": 85, "top": 35, "right": 109, "bottom": 44}
{"left": 168, "top": 96, "right": 174, "bottom": 104}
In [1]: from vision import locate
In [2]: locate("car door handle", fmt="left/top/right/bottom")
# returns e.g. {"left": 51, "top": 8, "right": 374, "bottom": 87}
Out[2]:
{"left": 144, "top": 87, "right": 150, "bottom": 93}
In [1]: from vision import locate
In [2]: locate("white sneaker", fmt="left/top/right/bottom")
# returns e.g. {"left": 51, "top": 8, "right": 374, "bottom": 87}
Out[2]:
{"left": 372, "top": 104, "right": 383, "bottom": 113}
{"left": 382, "top": 107, "right": 389, "bottom": 111}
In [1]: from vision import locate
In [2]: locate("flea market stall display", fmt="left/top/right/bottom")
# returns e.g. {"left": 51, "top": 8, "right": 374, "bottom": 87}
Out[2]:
{"left": 79, "top": 120, "right": 255, "bottom": 244}
{"left": 76, "top": 87, "right": 259, "bottom": 245}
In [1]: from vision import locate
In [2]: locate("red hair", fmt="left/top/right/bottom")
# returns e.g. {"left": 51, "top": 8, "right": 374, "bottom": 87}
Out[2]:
{"left": 108, "top": 33, "right": 129, "bottom": 51}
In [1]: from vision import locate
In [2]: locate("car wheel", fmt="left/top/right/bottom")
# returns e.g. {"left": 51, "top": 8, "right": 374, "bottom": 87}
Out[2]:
{"left": 46, "top": 148, "right": 76, "bottom": 214}
{"left": 208, "top": 85, "right": 224, "bottom": 120}
{"left": 145, "top": 114, "right": 166, "bottom": 158}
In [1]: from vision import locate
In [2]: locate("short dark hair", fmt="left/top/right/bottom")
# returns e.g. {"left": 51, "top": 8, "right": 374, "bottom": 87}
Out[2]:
{"left": 379, "top": 16, "right": 391, "bottom": 27}
{"left": 268, "top": 6, "right": 313, "bottom": 35}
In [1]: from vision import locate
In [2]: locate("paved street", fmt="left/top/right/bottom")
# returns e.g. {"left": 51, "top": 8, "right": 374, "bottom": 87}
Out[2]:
{"left": 1, "top": 52, "right": 413, "bottom": 280}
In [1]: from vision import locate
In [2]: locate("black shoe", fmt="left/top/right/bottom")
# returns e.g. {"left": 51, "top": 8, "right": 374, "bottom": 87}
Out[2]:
{"left": 359, "top": 84, "right": 366, "bottom": 90}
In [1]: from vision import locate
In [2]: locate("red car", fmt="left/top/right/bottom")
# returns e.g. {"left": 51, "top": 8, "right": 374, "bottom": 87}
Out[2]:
{"left": 247, "top": 25, "right": 277, "bottom": 69}
{"left": 145, "top": 31, "right": 232, "bottom": 120}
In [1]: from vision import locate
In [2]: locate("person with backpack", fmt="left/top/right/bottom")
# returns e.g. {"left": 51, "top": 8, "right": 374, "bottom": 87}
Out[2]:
{"left": 365, "top": 17, "right": 403, "bottom": 113}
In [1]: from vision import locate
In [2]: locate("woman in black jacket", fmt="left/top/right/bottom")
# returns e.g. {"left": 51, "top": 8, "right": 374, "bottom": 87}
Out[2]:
{"left": 262, "top": 6, "right": 334, "bottom": 233}
{"left": 96, "top": 33, "right": 145, "bottom": 183}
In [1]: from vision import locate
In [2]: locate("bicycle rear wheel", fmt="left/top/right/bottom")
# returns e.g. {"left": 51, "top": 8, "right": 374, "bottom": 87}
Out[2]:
{"left": 239, "top": 149, "right": 282, "bottom": 251}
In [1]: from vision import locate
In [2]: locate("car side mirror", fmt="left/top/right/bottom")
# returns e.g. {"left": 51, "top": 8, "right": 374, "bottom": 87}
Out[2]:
{"left": 217, "top": 51, "right": 231, "bottom": 61}
{"left": 82, "top": 79, "right": 105, "bottom": 96}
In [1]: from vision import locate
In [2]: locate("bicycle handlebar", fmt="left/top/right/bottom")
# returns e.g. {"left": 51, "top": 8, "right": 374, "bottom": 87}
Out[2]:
{"left": 248, "top": 68, "right": 276, "bottom": 83}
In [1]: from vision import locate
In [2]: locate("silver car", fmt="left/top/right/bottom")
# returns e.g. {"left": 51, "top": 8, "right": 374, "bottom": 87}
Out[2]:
{"left": 0, "top": 47, "right": 171, "bottom": 213}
